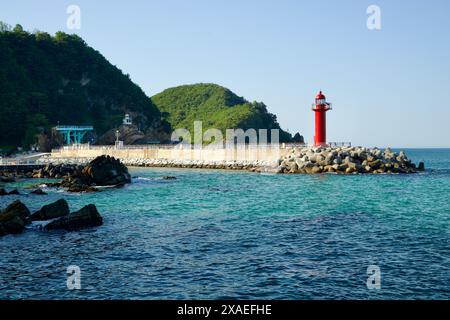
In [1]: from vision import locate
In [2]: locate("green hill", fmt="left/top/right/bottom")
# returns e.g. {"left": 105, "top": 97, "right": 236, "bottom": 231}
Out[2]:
{"left": 0, "top": 23, "right": 170, "bottom": 149}
{"left": 152, "top": 83, "right": 293, "bottom": 142}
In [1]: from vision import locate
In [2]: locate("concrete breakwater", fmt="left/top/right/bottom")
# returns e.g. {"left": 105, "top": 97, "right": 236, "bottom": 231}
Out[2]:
{"left": 39, "top": 145, "right": 424, "bottom": 174}
{"left": 278, "top": 146, "right": 424, "bottom": 174}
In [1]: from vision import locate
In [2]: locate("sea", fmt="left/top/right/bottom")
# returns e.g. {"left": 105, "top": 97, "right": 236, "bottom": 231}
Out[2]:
{"left": 0, "top": 148, "right": 449, "bottom": 299}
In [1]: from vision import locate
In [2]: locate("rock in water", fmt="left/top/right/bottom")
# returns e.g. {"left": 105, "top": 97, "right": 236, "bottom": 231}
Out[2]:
{"left": 44, "top": 204, "right": 103, "bottom": 231}
{"left": 418, "top": 162, "right": 425, "bottom": 171}
{"left": 82, "top": 155, "right": 131, "bottom": 186}
{"left": 0, "top": 200, "right": 30, "bottom": 236}
{"left": 8, "top": 189, "right": 20, "bottom": 195}
{"left": 0, "top": 188, "right": 7, "bottom": 196}
{"left": 0, "top": 176, "right": 15, "bottom": 183}
{"left": 57, "top": 155, "right": 131, "bottom": 192}
{"left": 30, "top": 188, "right": 47, "bottom": 195}
{"left": 29, "top": 199, "right": 70, "bottom": 221}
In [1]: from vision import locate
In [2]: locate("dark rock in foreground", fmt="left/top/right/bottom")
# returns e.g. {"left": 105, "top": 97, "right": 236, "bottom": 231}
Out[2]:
{"left": 29, "top": 199, "right": 70, "bottom": 221}
{"left": 1, "top": 199, "right": 104, "bottom": 237}
{"left": 45, "top": 204, "right": 103, "bottom": 231}
{"left": 0, "top": 200, "right": 30, "bottom": 236}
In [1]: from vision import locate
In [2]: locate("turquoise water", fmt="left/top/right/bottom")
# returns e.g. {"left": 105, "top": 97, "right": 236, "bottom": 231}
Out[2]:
{"left": 0, "top": 149, "right": 449, "bottom": 299}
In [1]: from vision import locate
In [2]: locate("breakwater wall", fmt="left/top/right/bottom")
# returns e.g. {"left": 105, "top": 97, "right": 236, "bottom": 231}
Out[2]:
{"left": 43, "top": 145, "right": 423, "bottom": 174}
{"left": 47, "top": 145, "right": 290, "bottom": 166}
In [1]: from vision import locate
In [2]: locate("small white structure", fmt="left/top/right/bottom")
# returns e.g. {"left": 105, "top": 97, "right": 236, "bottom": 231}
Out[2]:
{"left": 123, "top": 114, "right": 132, "bottom": 125}
{"left": 115, "top": 129, "right": 124, "bottom": 149}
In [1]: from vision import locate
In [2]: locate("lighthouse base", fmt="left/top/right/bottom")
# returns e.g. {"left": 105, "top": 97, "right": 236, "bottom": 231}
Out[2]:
{"left": 277, "top": 146, "right": 422, "bottom": 174}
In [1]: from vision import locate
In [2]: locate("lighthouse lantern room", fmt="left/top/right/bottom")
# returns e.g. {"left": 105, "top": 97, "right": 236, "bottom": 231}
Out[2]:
{"left": 311, "top": 91, "right": 332, "bottom": 146}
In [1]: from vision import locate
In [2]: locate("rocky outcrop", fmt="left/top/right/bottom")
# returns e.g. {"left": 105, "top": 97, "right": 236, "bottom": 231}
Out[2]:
{"left": 30, "top": 188, "right": 47, "bottom": 195}
{"left": 0, "top": 200, "right": 30, "bottom": 236}
{"left": 7, "top": 189, "right": 20, "bottom": 195}
{"left": 57, "top": 155, "right": 131, "bottom": 192}
{"left": 277, "top": 146, "right": 421, "bottom": 174}
{"left": 0, "top": 188, "right": 21, "bottom": 196}
{"left": 81, "top": 155, "right": 131, "bottom": 186}
{"left": 44, "top": 204, "right": 103, "bottom": 231}
{"left": 32, "top": 163, "right": 82, "bottom": 179}
{"left": 0, "top": 200, "right": 103, "bottom": 237}
{"left": 29, "top": 199, "right": 70, "bottom": 221}
{"left": 1, "top": 156, "right": 131, "bottom": 193}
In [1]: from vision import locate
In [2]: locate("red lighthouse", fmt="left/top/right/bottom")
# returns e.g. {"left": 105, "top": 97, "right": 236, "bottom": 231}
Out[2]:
{"left": 312, "top": 91, "right": 332, "bottom": 146}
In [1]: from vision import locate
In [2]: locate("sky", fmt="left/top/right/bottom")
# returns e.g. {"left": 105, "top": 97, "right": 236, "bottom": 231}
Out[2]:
{"left": 1, "top": 0, "right": 450, "bottom": 147}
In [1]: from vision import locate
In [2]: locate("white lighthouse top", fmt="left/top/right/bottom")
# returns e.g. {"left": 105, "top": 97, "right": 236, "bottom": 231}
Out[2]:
{"left": 123, "top": 114, "right": 132, "bottom": 125}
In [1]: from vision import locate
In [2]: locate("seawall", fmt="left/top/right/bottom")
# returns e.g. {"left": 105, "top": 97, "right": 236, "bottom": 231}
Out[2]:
{"left": 42, "top": 145, "right": 423, "bottom": 174}
{"left": 43, "top": 145, "right": 293, "bottom": 172}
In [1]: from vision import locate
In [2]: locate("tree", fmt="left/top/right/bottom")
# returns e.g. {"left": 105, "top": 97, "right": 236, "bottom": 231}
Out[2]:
{"left": 13, "top": 24, "right": 24, "bottom": 33}
{"left": 0, "top": 21, "right": 11, "bottom": 32}
{"left": 292, "top": 132, "right": 305, "bottom": 143}
{"left": 0, "top": 25, "right": 168, "bottom": 148}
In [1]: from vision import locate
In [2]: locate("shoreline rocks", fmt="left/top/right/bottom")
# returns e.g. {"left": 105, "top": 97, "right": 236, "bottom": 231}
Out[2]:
{"left": 44, "top": 204, "right": 103, "bottom": 231}
{"left": 58, "top": 155, "right": 131, "bottom": 192}
{"left": 29, "top": 199, "right": 70, "bottom": 221}
{"left": 0, "top": 199, "right": 103, "bottom": 237}
{"left": 0, "top": 200, "right": 30, "bottom": 236}
{"left": 0, "top": 188, "right": 22, "bottom": 196}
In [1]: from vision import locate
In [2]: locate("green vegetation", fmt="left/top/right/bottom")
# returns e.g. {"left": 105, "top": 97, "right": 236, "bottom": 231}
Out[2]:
{"left": 0, "top": 23, "right": 169, "bottom": 149}
{"left": 152, "top": 83, "right": 293, "bottom": 142}
{"left": 0, "top": 23, "right": 299, "bottom": 149}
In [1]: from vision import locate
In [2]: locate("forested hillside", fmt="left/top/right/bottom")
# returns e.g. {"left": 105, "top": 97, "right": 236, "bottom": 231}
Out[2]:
{"left": 152, "top": 83, "right": 295, "bottom": 142}
{"left": 0, "top": 23, "right": 170, "bottom": 149}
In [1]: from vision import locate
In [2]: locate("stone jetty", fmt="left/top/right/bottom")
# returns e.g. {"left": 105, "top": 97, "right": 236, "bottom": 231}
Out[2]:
{"left": 277, "top": 146, "right": 424, "bottom": 174}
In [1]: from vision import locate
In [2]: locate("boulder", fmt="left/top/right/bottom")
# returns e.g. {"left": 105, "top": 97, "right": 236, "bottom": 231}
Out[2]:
{"left": 0, "top": 200, "right": 30, "bottom": 236}
{"left": 418, "top": 162, "right": 425, "bottom": 171}
{"left": 8, "top": 189, "right": 20, "bottom": 195}
{"left": 162, "top": 176, "right": 177, "bottom": 180}
{"left": 29, "top": 199, "right": 70, "bottom": 221}
{"left": 30, "top": 188, "right": 47, "bottom": 195}
{"left": 57, "top": 156, "right": 131, "bottom": 192}
{"left": 0, "top": 188, "right": 7, "bottom": 196}
{"left": 44, "top": 204, "right": 103, "bottom": 231}
{"left": 81, "top": 155, "right": 131, "bottom": 186}
{"left": 311, "top": 166, "right": 323, "bottom": 174}
{"left": 0, "top": 176, "right": 15, "bottom": 183}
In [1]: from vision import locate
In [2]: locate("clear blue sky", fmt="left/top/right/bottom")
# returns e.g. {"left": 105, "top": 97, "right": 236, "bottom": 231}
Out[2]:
{"left": 2, "top": 0, "right": 450, "bottom": 147}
